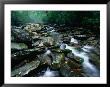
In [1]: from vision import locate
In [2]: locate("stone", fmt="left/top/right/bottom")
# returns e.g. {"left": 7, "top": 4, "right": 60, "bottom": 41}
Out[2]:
{"left": 11, "top": 60, "right": 40, "bottom": 77}
{"left": 11, "top": 28, "right": 33, "bottom": 48}
{"left": 89, "top": 52, "right": 100, "bottom": 69}
{"left": 60, "top": 60, "right": 84, "bottom": 77}
{"left": 11, "top": 43, "right": 28, "bottom": 50}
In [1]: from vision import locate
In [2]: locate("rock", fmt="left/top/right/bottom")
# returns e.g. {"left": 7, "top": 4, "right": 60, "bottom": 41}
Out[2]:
{"left": 43, "top": 55, "right": 52, "bottom": 65}
{"left": 11, "top": 43, "right": 28, "bottom": 50}
{"left": 38, "top": 41, "right": 44, "bottom": 47}
{"left": 40, "top": 36, "right": 55, "bottom": 46}
{"left": 12, "top": 48, "right": 44, "bottom": 59}
{"left": 43, "top": 42, "right": 51, "bottom": 47}
{"left": 11, "top": 36, "right": 15, "bottom": 42}
{"left": 89, "top": 52, "right": 100, "bottom": 69}
{"left": 51, "top": 61, "right": 61, "bottom": 69}
{"left": 66, "top": 59, "right": 82, "bottom": 69}
{"left": 11, "top": 48, "right": 44, "bottom": 68}
{"left": 87, "top": 37, "right": 95, "bottom": 41}
{"left": 72, "top": 56, "right": 84, "bottom": 64}
{"left": 11, "top": 60, "right": 40, "bottom": 77}
{"left": 11, "top": 28, "right": 33, "bottom": 48}
{"left": 67, "top": 52, "right": 74, "bottom": 59}
{"left": 55, "top": 53, "right": 65, "bottom": 64}
{"left": 24, "top": 23, "right": 42, "bottom": 32}
{"left": 32, "top": 41, "right": 40, "bottom": 47}
{"left": 60, "top": 60, "right": 84, "bottom": 77}
{"left": 74, "top": 35, "right": 89, "bottom": 40}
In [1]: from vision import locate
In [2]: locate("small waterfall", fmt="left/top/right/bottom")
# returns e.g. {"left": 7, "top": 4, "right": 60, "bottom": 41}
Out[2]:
{"left": 65, "top": 44, "right": 99, "bottom": 77}
{"left": 39, "top": 67, "right": 59, "bottom": 77}
{"left": 43, "top": 67, "right": 55, "bottom": 77}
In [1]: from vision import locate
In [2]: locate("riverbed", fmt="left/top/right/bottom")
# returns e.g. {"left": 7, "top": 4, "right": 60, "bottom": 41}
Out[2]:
{"left": 11, "top": 23, "right": 100, "bottom": 77}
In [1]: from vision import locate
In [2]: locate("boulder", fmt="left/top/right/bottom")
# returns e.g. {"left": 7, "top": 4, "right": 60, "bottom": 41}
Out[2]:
{"left": 11, "top": 60, "right": 40, "bottom": 77}
{"left": 60, "top": 60, "right": 84, "bottom": 77}
{"left": 89, "top": 52, "right": 100, "bottom": 70}
{"left": 24, "top": 23, "right": 42, "bottom": 32}
{"left": 40, "top": 36, "right": 55, "bottom": 46}
{"left": 11, "top": 48, "right": 44, "bottom": 68}
{"left": 11, "top": 28, "right": 33, "bottom": 48}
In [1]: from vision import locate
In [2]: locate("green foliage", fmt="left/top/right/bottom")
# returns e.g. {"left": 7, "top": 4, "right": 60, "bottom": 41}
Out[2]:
{"left": 11, "top": 11, "right": 100, "bottom": 28}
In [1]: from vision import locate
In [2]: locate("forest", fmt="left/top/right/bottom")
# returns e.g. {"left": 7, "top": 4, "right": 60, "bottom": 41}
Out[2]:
{"left": 11, "top": 11, "right": 100, "bottom": 77}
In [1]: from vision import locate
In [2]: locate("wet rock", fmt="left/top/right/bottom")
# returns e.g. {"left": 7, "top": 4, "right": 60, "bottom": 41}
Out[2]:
{"left": 53, "top": 49, "right": 72, "bottom": 56}
{"left": 55, "top": 53, "right": 65, "bottom": 64}
{"left": 11, "top": 60, "right": 40, "bottom": 77}
{"left": 51, "top": 53, "right": 65, "bottom": 69}
{"left": 67, "top": 52, "right": 74, "bottom": 59}
{"left": 72, "top": 56, "right": 84, "bottom": 64}
{"left": 40, "top": 36, "right": 55, "bottom": 46}
{"left": 60, "top": 60, "right": 84, "bottom": 77}
{"left": 12, "top": 48, "right": 44, "bottom": 59}
{"left": 89, "top": 52, "right": 100, "bottom": 69}
{"left": 43, "top": 42, "right": 51, "bottom": 47}
{"left": 11, "top": 28, "right": 33, "bottom": 48}
{"left": 11, "top": 43, "right": 28, "bottom": 50}
{"left": 32, "top": 41, "right": 41, "bottom": 47}
{"left": 24, "top": 23, "right": 42, "bottom": 32}
{"left": 11, "top": 48, "right": 44, "bottom": 68}
{"left": 42, "top": 55, "right": 53, "bottom": 66}
{"left": 11, "top": 36, "right": 15, "bottom": 42}
{"left": 87, "top": 37, "right": 95, "bottom": 41}
{"left": 74, "top": 35, "right": 89, "bottom": 40}
{"left": 51, "top": 61, "right": 61, "bottom": 69}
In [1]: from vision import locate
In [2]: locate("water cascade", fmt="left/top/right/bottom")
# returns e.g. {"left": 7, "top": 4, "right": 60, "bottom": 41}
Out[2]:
{"left": 65, "top": 44, "right": 100, "bottom": 77}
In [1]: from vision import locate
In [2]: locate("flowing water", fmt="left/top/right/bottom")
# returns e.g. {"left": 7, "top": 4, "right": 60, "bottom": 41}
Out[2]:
{"left": 38, "top": 29, "right": 100, "bottom": 77}
{"left": 38, "top": 66, "right": 60, "bottom": 77}
{"left": 65, "top": 44, "right": 100, "bottom": 77}
{"left": 11, "top": 24, "right": 100, "bottom": 77}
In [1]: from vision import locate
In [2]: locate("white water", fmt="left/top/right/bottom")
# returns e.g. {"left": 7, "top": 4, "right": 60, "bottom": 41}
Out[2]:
{"left": 43, "top": 67, "right": 55, "bottom": 77}
{"left": 42, "top": 29, "right": 99, "bottom": 77}
{"left": 65, "top": 44, "right": 99, "bottom": 77}
{"left": 81, "top": 45, "right": 94, "bottom": 52}
{"left": 40, "top": 67, "right": 59, "bottom": 77}
{"left": 70, "top": 37, "right": 78, "bottom": 44}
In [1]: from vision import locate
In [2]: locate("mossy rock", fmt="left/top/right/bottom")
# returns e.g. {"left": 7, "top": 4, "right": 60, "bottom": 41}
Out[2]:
{"left": 89, "top": 53, "right": 100, "bottom": 69}
{"left": 51, "top": 53, "right": 65, "bottom": 69}
{"left": 66, "top": 59, "right": 82, "bottom": 69}
{"left": 60, "top": 60, "right": 84, "bottom": 77}
{"left": 53, "top": 49, "right": 72, "bottom": 54}
{"left": 73, "top": 57, "right": 84, "bottom": 64}
{"left": 51, "top": 61, "right": 61, "bottom": 69}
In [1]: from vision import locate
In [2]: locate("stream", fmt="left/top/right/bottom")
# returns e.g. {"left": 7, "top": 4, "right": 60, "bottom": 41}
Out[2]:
{"left": 11, "top": 23, "right": 100, "bottom": 77}
{"left": 65, "top": 44, "right": 100, "bottom": 77}
{"left": 36, "top": 28, "right": 100, "bottom": 77}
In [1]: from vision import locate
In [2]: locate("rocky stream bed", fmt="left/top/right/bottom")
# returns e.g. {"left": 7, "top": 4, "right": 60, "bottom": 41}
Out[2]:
{"left": 11, "top": 23, "right": 100, "bottom": 77}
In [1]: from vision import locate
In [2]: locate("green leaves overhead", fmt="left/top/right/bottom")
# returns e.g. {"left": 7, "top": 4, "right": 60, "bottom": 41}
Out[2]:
{"left": 11, "top": 11, "right": 100, "bottom": 28}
